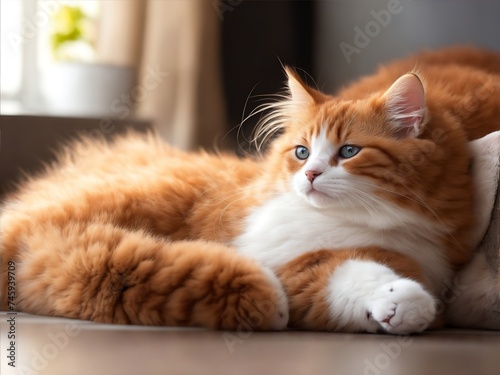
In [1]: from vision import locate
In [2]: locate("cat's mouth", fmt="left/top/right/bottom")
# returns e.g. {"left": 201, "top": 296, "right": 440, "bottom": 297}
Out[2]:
{"left": 304, "top": 185, "right": 331, "bottom": 205}
{"left": 310, "top": 189, "right": 328, "bottom": 198}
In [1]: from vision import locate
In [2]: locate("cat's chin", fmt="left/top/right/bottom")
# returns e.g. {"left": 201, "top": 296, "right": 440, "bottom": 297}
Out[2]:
{"left": 304, "top": 189, "right": 334, "bottom": 208}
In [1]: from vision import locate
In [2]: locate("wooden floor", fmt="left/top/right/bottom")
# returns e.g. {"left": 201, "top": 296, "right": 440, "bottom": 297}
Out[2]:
{"left": 1, "top": 312, "right": 499, "bottom": 375}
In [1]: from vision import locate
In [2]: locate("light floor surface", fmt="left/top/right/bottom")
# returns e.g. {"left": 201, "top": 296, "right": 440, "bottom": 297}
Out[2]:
{"left": 0, "top": 312, "right": 499, "bottom": 375}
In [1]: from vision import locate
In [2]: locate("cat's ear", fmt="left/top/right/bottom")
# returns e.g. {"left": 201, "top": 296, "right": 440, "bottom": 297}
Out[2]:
{"left": 384, "top": 73, "right": 427, "bottom": 138}
{"left": 285, "top": 67, "right": 327, "bottom": 108}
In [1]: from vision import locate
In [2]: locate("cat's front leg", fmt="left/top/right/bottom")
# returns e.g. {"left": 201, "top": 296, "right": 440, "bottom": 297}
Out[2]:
{"left": 278, "top": 248, "right": 437, "bottom": 334}
{"left": 329, "top": 260, "right": 436, "bottom": 334}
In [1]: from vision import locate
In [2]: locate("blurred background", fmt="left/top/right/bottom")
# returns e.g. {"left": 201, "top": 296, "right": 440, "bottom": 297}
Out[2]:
{"left": 1, "top": 0, "right": 499, "bottom": 193}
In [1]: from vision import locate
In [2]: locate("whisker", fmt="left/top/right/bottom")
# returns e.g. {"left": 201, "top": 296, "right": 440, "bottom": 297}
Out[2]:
{"left": 350, "top": 179, "right": 461, "bottom": 246}
{"left": 212, "top": 188, "right": 284, "bottom": 238}
{"left": 354, "top": 179, "right": 440, "bottom": 218}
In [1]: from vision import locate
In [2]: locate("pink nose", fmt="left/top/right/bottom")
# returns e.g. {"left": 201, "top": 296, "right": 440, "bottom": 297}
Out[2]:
{"left": 305, "top": 170, "right": 322, "bottom": 183}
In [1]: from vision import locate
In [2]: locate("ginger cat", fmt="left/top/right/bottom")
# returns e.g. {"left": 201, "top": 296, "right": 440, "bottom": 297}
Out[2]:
{"left": 1, "top": 46, "right": 499, "bottom": 334}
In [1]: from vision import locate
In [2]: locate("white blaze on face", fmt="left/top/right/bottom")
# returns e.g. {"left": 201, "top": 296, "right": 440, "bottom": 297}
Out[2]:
{"left": 292, "top": 126, "right": 347, "bottom": 207}
{"left": 305, "top": 126, "right": 336, "bottom": 174}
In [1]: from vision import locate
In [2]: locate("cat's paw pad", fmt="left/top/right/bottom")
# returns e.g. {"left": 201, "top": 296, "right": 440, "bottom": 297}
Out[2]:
{"left": 369, "top": 279, "right": 436, "bottom": 334}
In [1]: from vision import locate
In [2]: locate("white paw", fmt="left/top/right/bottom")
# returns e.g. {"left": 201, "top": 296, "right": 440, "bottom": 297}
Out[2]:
{"left": 368, "top": 279, "right": 436, "bottom": 334}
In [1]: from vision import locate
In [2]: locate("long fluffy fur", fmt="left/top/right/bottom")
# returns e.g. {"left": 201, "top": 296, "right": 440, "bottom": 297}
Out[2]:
{"left": 1, "top": 46, "right": 499, "bottom": 332}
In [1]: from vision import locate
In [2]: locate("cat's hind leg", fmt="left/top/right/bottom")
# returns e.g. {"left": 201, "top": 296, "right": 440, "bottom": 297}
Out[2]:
{"left": 278, "top": 248, "right": 436, "bottom": 334}
{"left": 1, "top": 221, "right": 288, "bottom": 330}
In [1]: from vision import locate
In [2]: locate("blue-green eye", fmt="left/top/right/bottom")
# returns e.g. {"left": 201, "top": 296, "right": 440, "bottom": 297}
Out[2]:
{"left": 339, "top": 145, "right": 361, "bottom": 159}
{"left": 295, "top": 146, "right": 310, "bottom": 160}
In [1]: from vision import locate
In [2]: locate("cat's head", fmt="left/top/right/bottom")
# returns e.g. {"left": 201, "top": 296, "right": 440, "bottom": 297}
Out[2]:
{"left": 259, "top": 68, "right": 472, "bottom": 227}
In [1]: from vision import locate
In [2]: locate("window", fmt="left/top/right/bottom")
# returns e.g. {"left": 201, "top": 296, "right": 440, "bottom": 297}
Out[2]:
{"left": 0, "top": 0, "right": 100, "bottom": 114}
{"left": 0, "top": 0, "right": 22, "bottom": 100}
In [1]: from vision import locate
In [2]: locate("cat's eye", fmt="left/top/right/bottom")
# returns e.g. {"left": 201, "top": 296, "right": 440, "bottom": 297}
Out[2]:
{"left": 339, "top": 145, "right": 361, "bottom": 159}
{"left": 295, "top": 146, "right": 310, "bottom": 160}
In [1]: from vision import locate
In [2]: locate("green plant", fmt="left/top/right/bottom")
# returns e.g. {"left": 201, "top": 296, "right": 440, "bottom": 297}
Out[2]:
{"left": 50, "top": 5, "right": 95, "bottom": 61}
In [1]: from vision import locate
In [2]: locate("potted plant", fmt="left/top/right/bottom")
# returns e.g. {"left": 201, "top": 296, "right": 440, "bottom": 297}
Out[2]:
{"left": 41, "top": 4, "right": 135, "bottom": 117}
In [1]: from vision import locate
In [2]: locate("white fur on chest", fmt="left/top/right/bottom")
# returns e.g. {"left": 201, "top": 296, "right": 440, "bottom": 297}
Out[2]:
{"left": 234, "top": 193, "right": 451, "bottom": 293}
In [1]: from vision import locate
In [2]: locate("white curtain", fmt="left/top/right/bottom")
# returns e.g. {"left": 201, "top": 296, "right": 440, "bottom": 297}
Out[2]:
{"left": 96, "top": 0, "right": 226, "bottom": 150}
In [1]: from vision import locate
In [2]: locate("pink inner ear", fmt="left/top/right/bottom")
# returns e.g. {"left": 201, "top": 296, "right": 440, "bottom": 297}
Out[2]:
{"left": 385, "top": 74, "right": 426, "bottom": 138}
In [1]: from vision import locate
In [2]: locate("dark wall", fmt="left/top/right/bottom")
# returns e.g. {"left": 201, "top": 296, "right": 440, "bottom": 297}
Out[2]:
{"left": 315, "top": 0, "right": 500, "bottom": 94}
{"left": 0, "top": 115, "right": 150, "bottom": 197}
{"left": 221, "top": 1, "right": 315, "bottom": 150}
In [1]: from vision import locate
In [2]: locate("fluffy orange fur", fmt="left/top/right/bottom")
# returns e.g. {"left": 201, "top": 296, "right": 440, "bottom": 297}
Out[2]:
{"left": 0, "top": 137, "right": 284, "bottom": 329}
{"left": 1, "top": 46, "right": 499, "bottom": 331}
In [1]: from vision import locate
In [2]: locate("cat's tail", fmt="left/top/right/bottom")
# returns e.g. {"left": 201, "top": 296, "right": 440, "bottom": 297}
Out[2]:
{"left": 1, "top": 220, "right": 288, "bottom": 330}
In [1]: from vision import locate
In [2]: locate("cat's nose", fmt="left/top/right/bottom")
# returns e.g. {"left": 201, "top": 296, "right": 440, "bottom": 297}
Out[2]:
{"left": 305, "top": 170, "right": 322, "bottom": 183}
